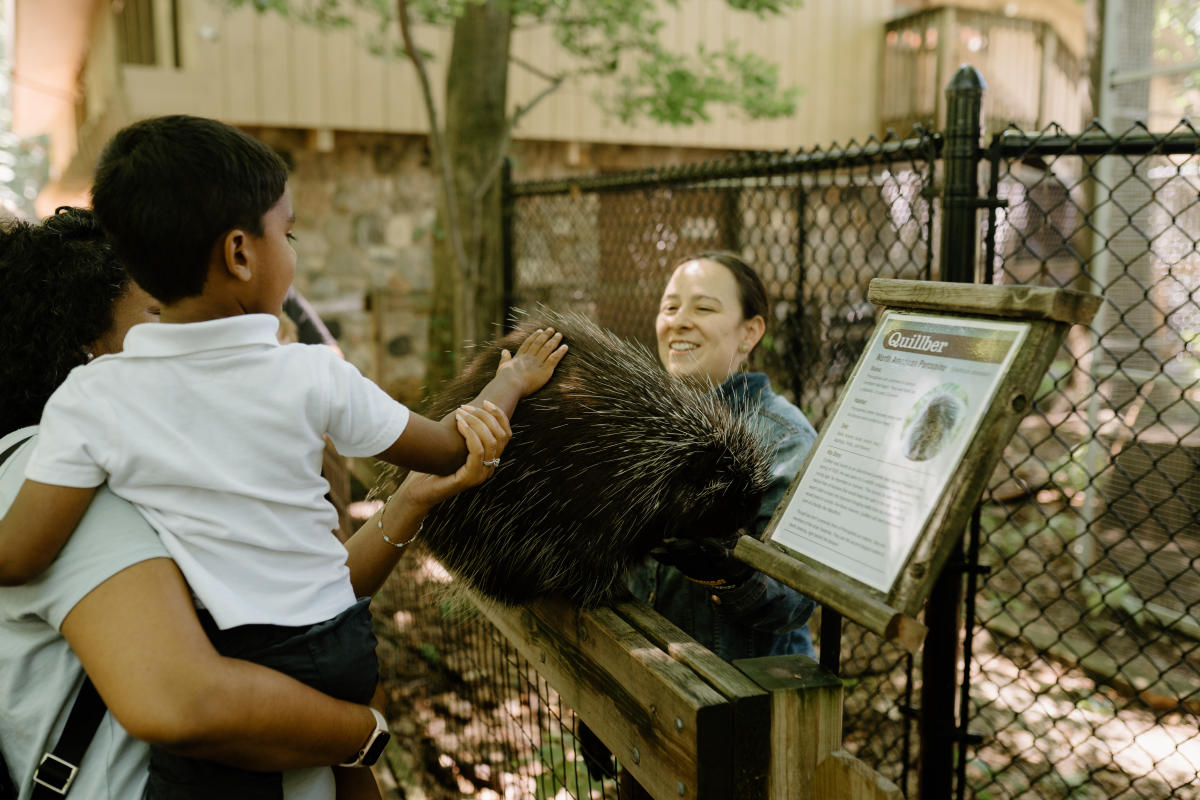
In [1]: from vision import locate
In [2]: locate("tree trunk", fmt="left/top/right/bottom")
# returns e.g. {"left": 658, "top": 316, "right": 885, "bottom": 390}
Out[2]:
{"left": 428, "top": 2, "right": 512, "bottom": 388}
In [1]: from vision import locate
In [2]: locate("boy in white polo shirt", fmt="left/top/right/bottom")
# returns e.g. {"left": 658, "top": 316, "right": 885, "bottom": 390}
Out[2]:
{"left": 0, "top": 115, "right": 567, "bottom": 800}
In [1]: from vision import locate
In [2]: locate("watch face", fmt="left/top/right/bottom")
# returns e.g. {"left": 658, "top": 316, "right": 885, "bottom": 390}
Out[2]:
{"left": 361, "top": 731, "right": 391, "bottom": 767}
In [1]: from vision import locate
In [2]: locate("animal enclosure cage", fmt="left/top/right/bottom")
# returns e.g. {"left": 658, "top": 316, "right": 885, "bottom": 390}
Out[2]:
{"left": 374, "top": 71, "right": 1200, "bottom": 800}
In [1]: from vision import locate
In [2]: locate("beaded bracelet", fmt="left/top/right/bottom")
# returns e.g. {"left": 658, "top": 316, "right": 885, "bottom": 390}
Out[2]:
{"left": 378, "top": 494, "right": 423, "bottom": 549}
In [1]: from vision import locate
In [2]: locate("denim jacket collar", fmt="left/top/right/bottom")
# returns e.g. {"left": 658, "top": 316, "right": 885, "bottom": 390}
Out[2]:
{"left": 716, "top": 371, "right": 770, "bottom": 413}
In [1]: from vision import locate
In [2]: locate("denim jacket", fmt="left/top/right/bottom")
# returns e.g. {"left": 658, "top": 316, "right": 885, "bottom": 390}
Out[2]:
{"left": 627, "top": 372, "right": 819, "bottom": 661}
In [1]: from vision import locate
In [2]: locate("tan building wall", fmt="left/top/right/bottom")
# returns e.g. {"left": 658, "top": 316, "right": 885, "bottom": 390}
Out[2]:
{"left": 15, "top": 0, "right": 895, "bottom": 197}
{"left": 175, "top": 0, "right": 891, "bottom": 148}
{"left": 10, "top": 0, "right": 899, "bottom": 398}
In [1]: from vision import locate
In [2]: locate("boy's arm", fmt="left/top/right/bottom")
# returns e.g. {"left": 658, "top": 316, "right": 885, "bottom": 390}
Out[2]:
{"left": 60, "top": 557, "right": 377, "bottom": 769}
{"left": 374, "top": 328, "right": 565, "bottom": 475}
{"left": 0, "top": 481, "right": 95, "bottom": 585}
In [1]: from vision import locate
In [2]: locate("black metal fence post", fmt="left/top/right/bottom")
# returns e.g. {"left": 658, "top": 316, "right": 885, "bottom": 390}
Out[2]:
{"left": 938, "top": 66, "right": 985, "bottom": 284}
{"left": 920, "top": 64, "right": 985, "bottom": 800}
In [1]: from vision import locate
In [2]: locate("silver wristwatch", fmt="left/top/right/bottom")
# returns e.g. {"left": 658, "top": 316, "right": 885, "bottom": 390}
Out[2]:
{"left": 339, "top": 708, "right": 391, "bottom": 768}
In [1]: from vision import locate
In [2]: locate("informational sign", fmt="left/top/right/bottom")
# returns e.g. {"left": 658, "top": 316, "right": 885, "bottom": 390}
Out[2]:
{"left": 770, "top": 311, "right": 1030, "bottom": 593}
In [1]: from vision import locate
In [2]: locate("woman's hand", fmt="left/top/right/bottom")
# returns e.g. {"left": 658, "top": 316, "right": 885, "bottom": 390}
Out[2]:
{"left": 344, "top": 402, "right": 511, "bottom": 597}
{"left": 650, "top": 532, "right": 754, "bottom": 589}
{"left": 396, "top": 400, "right": 512, "bottom": 513}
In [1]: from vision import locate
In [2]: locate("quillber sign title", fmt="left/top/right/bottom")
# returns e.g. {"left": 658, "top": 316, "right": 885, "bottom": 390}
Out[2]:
{"left": 885, "top": 330, "right": 949, "bottom": 354}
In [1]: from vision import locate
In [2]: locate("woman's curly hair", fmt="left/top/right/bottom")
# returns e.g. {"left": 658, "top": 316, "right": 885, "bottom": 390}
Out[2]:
{"left": 0, "top": 207, "right": 129, "bottom": 434}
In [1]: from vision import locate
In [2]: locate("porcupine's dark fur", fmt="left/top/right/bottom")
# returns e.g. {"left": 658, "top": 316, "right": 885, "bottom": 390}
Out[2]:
{"left": 407, "top": 307, "right": 773, "bottom": 608}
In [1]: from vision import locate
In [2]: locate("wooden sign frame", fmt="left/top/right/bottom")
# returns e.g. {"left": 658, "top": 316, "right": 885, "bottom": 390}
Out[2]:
{"left": 735, "top": 279, "right": 1101, "bottom": 651}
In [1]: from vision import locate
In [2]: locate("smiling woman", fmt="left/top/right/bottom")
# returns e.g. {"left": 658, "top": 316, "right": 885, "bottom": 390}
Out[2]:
{"left": 580, "top": 251, "right": 824, "bottom": 787}
{"left": 630, "top": 250, "right": 820, "bottom": 662}
{"left": 655, "top": 252, "right": 767, "bottom": 387}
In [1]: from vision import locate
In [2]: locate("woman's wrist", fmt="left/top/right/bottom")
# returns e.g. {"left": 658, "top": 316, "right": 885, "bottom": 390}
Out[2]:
{"left": 377, "top": 489, "right": 426, "bottom": 542}
{"left": 391, "top": 476, "right": 437, "bottom": 518}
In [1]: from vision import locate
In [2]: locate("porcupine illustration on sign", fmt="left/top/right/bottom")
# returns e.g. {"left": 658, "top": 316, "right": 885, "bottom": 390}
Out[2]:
{"left": 380, "top": 307, "right": 773, "bottom": 608}
{"left": 900, "top": 383, "right": 969, "bottom": 462}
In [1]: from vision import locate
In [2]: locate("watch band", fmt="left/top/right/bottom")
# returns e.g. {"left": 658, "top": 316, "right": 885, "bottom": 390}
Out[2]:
{"left": 338, "top": 708, "right": 391, "bottom": 768}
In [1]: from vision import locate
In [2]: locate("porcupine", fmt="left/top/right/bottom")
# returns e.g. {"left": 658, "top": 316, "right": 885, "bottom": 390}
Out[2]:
{"left": 903, "top": 391, "right": 965, "bottom": 461}
{"left": 395, "top": 307, "right": 774, "bottom": 608}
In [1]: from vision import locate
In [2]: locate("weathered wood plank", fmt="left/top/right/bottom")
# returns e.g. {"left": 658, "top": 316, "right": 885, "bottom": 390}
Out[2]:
{"left": 616, "top": 598, "right": 770, "bottom": 799}
{"left": 867, "top": 278, "right": 1102, "bottom": 325}
{"left": 616, "top": 598, "right": 765, "bottom": 697}
{"left": 813, "top": 750, "right": 904, "bottom": 800}
{"left": 470, "top": 591, "right": 739, "bottom": 800}
{"left": 733, "top": 537, "right": 927, "bottom": 652}
{"left": 736, "top": 655, "right": 843, "bottom": 800}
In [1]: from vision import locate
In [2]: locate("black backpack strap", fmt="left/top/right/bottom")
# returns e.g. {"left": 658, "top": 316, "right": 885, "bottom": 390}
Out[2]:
{"left": 30, "top": 678, "right": 106, "bottom": 798}
{"left": 0, "top": 437, "right": 30, "bottom": 467}
{"left": 0, "top": 748, "right": 16, "bottom": 800}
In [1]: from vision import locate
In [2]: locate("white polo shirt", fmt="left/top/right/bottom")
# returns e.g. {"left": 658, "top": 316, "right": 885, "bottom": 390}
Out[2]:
{"left": 1, "top": 428, "right": 335, "bottom": 800}
{"left": 26, "top": 314, "right": 409, "bottom": 629}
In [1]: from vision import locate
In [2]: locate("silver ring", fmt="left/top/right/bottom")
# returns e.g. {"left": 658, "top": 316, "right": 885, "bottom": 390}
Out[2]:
{"left": 483, "top": 457, "right": 501, "bottom": 468}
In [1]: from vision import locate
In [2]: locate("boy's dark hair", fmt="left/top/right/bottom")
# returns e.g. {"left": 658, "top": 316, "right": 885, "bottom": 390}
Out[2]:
{"left": 0, "top": 208, "right": 129, "bottom": 434}
{"left": 91, "top": 115, "right": 288, "bottom": 304}
{"left": 675, "top": 250, "right": 770, "bottom": 324}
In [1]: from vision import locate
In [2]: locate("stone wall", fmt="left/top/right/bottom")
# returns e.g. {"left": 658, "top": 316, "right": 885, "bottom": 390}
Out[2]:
{"left": 247, "top": 127, "right": 731, "bottom": 406}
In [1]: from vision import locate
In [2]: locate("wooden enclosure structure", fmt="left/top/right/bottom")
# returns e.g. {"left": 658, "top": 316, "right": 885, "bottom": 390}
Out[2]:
{"left": 473, "top": 592, "right": 895, "bottom": 800}
{"left": 470, "top": 279, "right": 1100, "bottom": 799}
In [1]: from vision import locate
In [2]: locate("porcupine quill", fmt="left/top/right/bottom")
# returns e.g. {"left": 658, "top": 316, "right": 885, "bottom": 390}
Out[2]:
{"left": 388, "top": 307, "right": 774, "bottom": 608}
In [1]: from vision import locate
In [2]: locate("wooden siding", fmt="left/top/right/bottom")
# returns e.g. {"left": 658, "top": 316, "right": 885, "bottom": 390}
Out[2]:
{"left": 114, "top": 0, "right": 892, "bottom": 151}
{"left": 881, "top": 6, "right": 1088, "bottom": 134}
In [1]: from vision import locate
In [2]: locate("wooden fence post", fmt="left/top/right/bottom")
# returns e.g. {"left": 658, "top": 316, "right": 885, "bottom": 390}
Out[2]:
{"left": 734, "top": 655, "right": 842, "bottom": 800}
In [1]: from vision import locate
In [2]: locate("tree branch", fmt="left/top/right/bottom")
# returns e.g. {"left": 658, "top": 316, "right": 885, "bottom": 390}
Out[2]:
{"left": 472, "top": 70, "right": 564, "bottom": 208}
{"left": 509, "top": 53, "right": 561, "bottom": 85}
{"left": 396, "top": 0, "right": 469, "bottom": 287}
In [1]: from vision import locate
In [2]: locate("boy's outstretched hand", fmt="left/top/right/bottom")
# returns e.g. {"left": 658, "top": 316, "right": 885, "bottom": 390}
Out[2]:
{"left": 379, "top": 329, "right": 563, "bottom": 477}
{"left": 495, "top": 328, "right": 568, "bottom": 397}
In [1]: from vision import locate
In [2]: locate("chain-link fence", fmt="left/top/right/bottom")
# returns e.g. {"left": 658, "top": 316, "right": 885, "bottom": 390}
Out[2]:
{"left": 504, "top": 136, "right": 941, "bottom": 797}
{"left": 962, "top": 121, "right": 1200, "bottom": 800}
{"left": 375, "top": 78, "right": 1199, "bottom": 799}
{"left": 374, "top": 545, "right": 616, "bottom": 799}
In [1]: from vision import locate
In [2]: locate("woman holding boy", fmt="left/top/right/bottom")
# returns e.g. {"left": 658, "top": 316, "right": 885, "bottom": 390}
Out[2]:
{"left": 0, "top": 115, "right": 557, "bottom": 800}
{"left": 0, "top": 207, "right": 510, "bottom": 798}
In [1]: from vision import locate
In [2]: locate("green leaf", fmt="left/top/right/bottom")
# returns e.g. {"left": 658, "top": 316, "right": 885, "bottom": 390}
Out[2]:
{"left": 598, "top": 38, "right": 799, "bottom": 126}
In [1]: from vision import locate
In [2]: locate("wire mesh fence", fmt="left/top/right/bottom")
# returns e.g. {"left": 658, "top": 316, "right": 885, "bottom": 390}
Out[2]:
{"left": 964, "top": 121, "right": 1200, "bottom": 800}
{"left": 373, "top": 115, "right": 1200, "bottom": 798}
{"left": 508, "top": 134, "right": 938, "bottom": 432}
{"left": 373, "top": 544, "right": 617, "bottom": 800}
